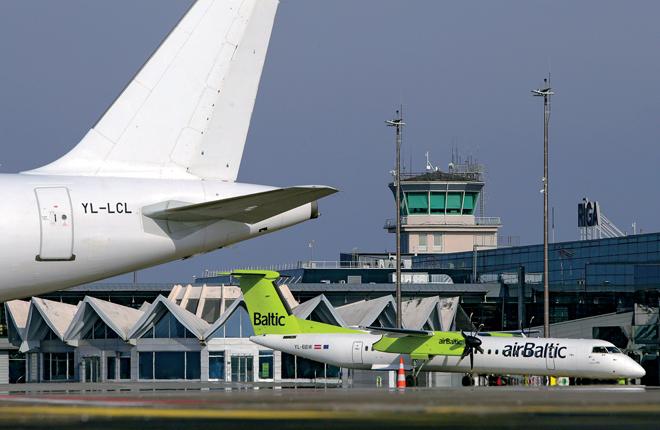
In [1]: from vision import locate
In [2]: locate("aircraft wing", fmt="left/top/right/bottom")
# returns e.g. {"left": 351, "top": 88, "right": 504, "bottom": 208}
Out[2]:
{"left": 487, "top": 329, "right": 542, "bottom": 337}
{"left": 144, "top": 186, "right": 337, "bottom": 223}
{"left": 364, "top": 326, "right": 433, "bottom": 337}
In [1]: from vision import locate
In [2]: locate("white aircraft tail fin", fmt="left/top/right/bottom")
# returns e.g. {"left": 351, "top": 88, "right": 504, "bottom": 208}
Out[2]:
{"left": 25, "top": 0, "right": 278, "bottom": 180}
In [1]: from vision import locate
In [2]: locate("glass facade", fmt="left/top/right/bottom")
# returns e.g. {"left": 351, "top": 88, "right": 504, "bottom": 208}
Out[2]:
{"left": 43, "top": 352, "right": 74, "bottom": 381}
{"left": 106, "top": 354, "right": 130, "bottom": 380}
{"left": 138, "top": 351, "right": 201, "bottom": 380}
{"left": 414, "top": 233, "right": 660, "bottom": 292}
{"left": 209, "top": 352, "right": 225, "bottom": 380}
{"left": 107, "top": 356, "right": 116, "bottom": 380}
{"left": 119, "top": 354, "right": 131, "bottom": 380}
{"left": 0, "top": 307, "right": 6, "bottom": 337}
{"left": 208, "top": 305, "right": 255, "bottom": 339}
{"left": 281, "top": 352, "right": 340, "bottom": 379}
{"left": 9, "top": 351, "right": 25, "bottom": 384}
{"left": 259, "top": 350, "right": 274, "bottom": 379}
{"left": 230, "top": 355, "right": 253, "bottom": 382}
{"left": 413, "top": 232, "right": 660, "bottom": 326}
{"left": 403, "top": 191, "right": 478, "bottom": 215}
{"left": 141, "top": 313, "right": 193, "bottom": 339}
{"left": 83, "top": 319, "right": 119, "bottom": 340}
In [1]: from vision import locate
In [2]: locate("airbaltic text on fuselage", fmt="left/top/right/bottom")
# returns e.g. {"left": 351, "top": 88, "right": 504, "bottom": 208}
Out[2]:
{"left": 82, "top": 202, "right": 132, "bottom": 214}
{"left": 501, "top": 342, "right": 567, "bottom": 359}
{"left": 253, "top": 312, "right": 285, "bottom": 326}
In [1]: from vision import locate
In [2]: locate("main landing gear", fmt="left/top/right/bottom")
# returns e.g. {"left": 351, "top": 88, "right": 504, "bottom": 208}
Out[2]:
{"left": 462, "top": 374, "right": 475, "bottom": 386}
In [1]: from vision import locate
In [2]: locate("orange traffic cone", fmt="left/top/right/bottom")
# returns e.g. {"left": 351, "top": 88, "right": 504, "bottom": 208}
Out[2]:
{"left": 397, "top": 356, "right": 406, "bottom": 389}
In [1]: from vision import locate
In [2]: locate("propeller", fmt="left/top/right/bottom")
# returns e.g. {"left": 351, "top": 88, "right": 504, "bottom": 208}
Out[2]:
{"left": 460, "top": 323, "right": 484, "bottom": 371}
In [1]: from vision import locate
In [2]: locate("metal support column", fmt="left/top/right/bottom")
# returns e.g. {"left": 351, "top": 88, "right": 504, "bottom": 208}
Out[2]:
{"left": 532, "top": 78, "right": 553, "bottom": 337}
{"left": 386, "top": 110, "right": 405, "bottom": 328}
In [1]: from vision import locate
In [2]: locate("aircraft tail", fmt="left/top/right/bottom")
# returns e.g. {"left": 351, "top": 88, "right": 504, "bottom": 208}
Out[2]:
{"left": 233, "top": 270, "right": 356, "bottom": 335}
{"left": 233, "top": 270, "right": 300, "bottom": 335}
{"left": 25, "top": 0, "right": 278, "bottom": 180}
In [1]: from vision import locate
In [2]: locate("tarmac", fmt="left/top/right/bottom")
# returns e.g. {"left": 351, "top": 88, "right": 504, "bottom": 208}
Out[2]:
{"left": 0, "top": 382, "right": 658, "bottom": 429}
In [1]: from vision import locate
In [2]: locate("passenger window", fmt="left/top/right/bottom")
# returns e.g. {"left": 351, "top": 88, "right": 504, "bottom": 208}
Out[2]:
{"left": 495, "top": 350, "right": 499, "bottom": 355}
{"left": 592, "top": 346, "right": 608, "bottom": 354}
{"left": 488, "top": 349, "right": 491, "bottom": 355}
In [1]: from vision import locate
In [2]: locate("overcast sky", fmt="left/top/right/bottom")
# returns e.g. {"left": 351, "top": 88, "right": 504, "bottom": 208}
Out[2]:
{"left": 1, "top": 1, "right": 659, "bottom": 283}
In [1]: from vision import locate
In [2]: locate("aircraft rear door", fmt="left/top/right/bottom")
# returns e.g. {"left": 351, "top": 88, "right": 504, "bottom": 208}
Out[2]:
{"left": 546, "top": 354, "right": 556, "bottom": 371}
{"left": 35, "top": 187, "right": 75, "bottom": 261}
{"left": 352, "top": 341, "right": 363, "bottom": 364}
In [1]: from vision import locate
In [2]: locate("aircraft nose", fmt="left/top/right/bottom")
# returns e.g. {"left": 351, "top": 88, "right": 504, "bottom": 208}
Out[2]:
{"left": 628, "top": 360, "right": 646, "bottom": 379}
{"left": 621, "top": 356, "right": 646, "bottom": 379}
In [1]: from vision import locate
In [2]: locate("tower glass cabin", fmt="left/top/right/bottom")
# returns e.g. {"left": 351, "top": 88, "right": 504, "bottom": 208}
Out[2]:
{"left": 386, "top": 162, "right": 501, "bottom": 254}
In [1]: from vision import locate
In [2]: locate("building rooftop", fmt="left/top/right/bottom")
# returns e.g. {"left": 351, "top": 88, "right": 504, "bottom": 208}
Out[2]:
{"left": 399, "top": 170, "right": 483, "bottom": 183}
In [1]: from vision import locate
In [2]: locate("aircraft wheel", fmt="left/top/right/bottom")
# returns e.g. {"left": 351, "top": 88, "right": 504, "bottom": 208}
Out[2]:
{"left": 461, "top": 374, "right": 474, "bottom": 386}
{"left": 406, "top": 375, "right": 415, "bottom": 387}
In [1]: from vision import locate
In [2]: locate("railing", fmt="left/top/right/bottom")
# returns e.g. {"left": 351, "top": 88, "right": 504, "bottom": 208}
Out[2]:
{"left": 202, "top": 263, "right": 304, "bottom": 277}
{"left": 202, "top": 259, "right": 398, "bottom": 276}
{"left": 65, "top": 282, "right": 181, "bottom": 291}
{"left": 475, "top": 217, "right": 502, "bottom": 225}
{"left": 384, "top": 216, "right": 501, "bottom": 229}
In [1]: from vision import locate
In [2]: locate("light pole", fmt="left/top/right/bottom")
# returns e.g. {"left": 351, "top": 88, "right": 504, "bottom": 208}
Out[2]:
{"left": 532, "top": 78, "right": 553, "bottom": 337}
{"left": 386, "top": 109, "right": 405, "bottom": 328}
{"left": 308, "top": 240, "right": 315, "bottom": 264}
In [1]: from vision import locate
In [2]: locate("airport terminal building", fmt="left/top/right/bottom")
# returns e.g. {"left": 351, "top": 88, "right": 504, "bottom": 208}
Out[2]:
{"left": 1, "top": 283, "right": 465, "bottom": 385}
{"left": 1, "top": 163, "right": 658, "bottom": 385}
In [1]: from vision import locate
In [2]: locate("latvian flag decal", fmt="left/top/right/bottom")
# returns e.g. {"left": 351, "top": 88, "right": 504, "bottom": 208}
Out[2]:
{"left": 314, "top": 344, "right": 330, "bottom": 350}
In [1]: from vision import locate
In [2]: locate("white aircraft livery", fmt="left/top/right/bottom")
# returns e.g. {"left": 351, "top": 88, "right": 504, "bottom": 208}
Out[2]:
{"left": 0, "top": 0, "right": 337, "bottom": 300}
{"left": 236, "top": 271, "right": 646, "bottom": 381}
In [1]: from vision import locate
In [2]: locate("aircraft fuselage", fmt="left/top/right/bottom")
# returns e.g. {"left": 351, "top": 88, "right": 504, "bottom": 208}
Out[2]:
{"left": 0, "top": 173, "right": 315, "bottom": 300}
{"left": 250, "top": 333, "right": 646, "bottom": 379}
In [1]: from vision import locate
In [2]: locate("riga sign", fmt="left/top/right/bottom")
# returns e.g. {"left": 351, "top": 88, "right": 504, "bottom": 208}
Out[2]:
{"left": 578, "top": 199, "right": 599, "bottom": 227}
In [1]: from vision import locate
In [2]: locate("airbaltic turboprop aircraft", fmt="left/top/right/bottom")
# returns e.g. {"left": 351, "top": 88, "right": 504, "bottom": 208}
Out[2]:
{"left": 236, "top": 271, "right": 646, "bottom": 381}
{"left": 0, "top": 1, "right": 336, "bottom": 300}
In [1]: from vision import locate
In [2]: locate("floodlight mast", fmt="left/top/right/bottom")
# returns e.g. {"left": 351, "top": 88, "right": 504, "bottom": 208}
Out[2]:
{"left": 532, "top": 77, "right": 554, "bottom": 338}
{"left": 386, "top": 109, "right": 405, "bottom": 328}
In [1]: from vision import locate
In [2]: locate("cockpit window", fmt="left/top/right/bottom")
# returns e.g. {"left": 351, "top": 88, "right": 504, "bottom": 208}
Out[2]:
{"left": 606, "top": 346, "right": 622, "bottom": 354}
{"left": 592, "top": 346, "right": 609, "bottom": 353}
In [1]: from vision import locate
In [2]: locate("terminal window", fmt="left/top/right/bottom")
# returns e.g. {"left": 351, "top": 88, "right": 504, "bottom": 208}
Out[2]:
{"left": 107, "top": 356, "right": 116, "bottom": 380}
{"left": 141, "top": 313, "right": 193, "bottom": 339}
{"left": 138, "top": 351, "right": 201, "bottom": 380}
{"left": 405, "top": 191, "right": 478, "bottom": 215}
{"left": 282, "top": 352, "right": 340, "bottom": 379}
{"left": 406, "top": 193, "right": 429, "bottom": 214}
{"left": 119, "top": 354, "right": 130, "bottom": 380}
{"left": 446, "top": 193, "right": 462, "bottom": 214}
{"left": 209, "top": 304, "right": 255, "bottom": 338}
{"left": 209, "top": 352, "right": 225, "bottom": 380}
{"left": 43, "top": 352, "right": 74, "bottom": 381}
{"left": 432, "top": 233, "right": 443, "bottom": 251}
{"left": 463, "top": 193, "right": 477, "bottom": 215}
{"left": 417, "top": 234, "right": 428, "bottom": 252}
{"left": 83, "top": 319, "right": 119, "bottom": 340}
{"left": 259, "top": 350, "right": 274, "bottom": 379}
{"left": 430, "top": 193, "right": 445, "bottom": 214}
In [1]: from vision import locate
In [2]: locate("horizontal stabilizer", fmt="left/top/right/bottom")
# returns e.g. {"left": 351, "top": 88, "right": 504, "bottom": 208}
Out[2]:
{"left": 364, "top": 326, "right": 433, "bottom": 338}
{"left": 145, "top": 186, "right": 337, "bottom": 223}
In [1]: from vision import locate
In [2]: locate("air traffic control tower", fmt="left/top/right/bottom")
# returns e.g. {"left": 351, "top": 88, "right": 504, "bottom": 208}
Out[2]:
{"left": 386, "top": 158, "right": 502, "bottom": 254}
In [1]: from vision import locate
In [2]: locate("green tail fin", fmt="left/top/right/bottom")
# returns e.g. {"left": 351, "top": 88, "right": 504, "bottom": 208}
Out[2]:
{"left": 232, "top": 270, "right": 300, "bottom": 335}
{"left": 233, "top": 270, "right": 358, "bottom": 335}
